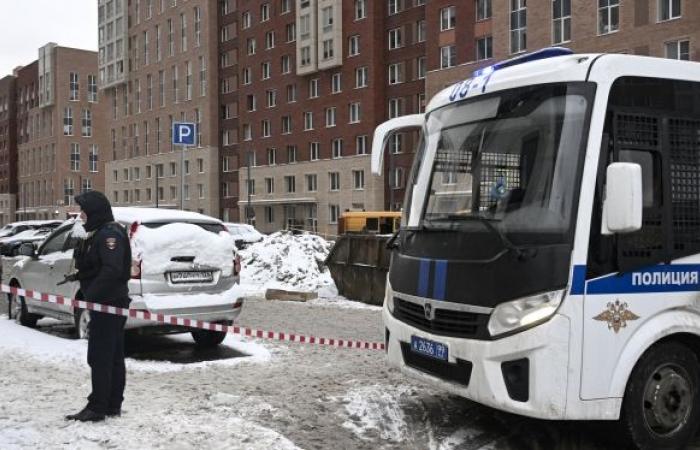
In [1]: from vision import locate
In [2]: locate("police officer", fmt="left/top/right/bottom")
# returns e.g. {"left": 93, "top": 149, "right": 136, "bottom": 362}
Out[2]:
{"left": 65, "top": 191, "right": 131, "bottom": 422}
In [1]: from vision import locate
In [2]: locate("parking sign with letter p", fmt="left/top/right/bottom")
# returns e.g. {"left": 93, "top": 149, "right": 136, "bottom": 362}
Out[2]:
{"left": 172, "top": 122, "right": 197, "bottom": 146}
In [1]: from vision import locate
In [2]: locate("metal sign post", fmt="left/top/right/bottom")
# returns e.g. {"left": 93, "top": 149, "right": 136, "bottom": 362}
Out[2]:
{"left": 172, "top": 122, "right": 197, "bottom": 210}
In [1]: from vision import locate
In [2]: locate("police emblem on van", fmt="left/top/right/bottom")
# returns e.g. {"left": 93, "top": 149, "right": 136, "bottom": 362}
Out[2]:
{"left": 593, "top": 299, "right": 639, "bottom": 333}
{"left": 424, "top": 302, "right": 434, "bottom": 321}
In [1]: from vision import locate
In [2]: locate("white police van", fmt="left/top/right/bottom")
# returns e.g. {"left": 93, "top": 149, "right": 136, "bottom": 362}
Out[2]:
{"left": 373, "top": 48, "right": 700, "bottom": 449}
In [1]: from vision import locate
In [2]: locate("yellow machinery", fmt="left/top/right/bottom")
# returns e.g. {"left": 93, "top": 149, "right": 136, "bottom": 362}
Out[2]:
{"left": 337, "top": 211, "right": 401, "bottom": 235}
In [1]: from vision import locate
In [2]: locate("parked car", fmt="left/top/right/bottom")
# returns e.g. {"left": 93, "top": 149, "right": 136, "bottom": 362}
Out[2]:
{"left": 0, "top": 220, "right": 62, "bottom": 239}
{"left": 5, "top": 208, "right": 243, "bottom": 347}
{"left": 0, "top": 228, "right": 53, "bottom": 256}
{"left": 224, "top": 223, "right": 264, "bottom": 249}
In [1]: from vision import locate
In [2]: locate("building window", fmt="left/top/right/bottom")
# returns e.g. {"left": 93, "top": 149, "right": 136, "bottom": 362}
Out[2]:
{"left": 388, "top": 98, "right": 403, "bottom": 119}
{"left": 82, "top": 178, "right": 93, "bottom": 193}
{"left": 553, "top": 0, "right": 571, "bottom": 44}
{"left": 329, "top": 172, "right": 340, "bottom": 191}
{"left": 353, "top": 170, "right": 365, "bottom": 190}
{"left": 306, "top": 174, "right": 317, "bottom": 192}
{"left": 349, "top": 102, "right": 361, "bottom": 123}
{"left": 195, "top": 6, "right": 201, "bottom": 46}
{"left": 287, "top": 145, "right": 297, "bottom": 163}
{"left": 282, "top": 0, "right": 291, "bottom": 14}
{"left": 598, "top": 0, "right": 619, "bottom": 34}
{"left": 262, "top": 120, "right": 271, "bottom": 138}
{"left": 310, "top": 142, "right": 320, "bottom": 160}
{"left": 665, "top": 40, "right": 690, "bottom": 60}
{"left": 287, "top": 84, "right": 297, "bottom": 102}
{"left": 186, "top": 61, "right": 193, "bottom": 100}
{"left": 356, "top": 135, "right": 368, "bottom": 155}
{"left": 510, "top": 0, "right": 527, "bottom": 53}
{"left": 476, "top": 36, "right": 493, "bottom": 60}
{"left": 267, "top": 89, "right": 277, "bottom": 108}
{"left": 355, "top": 67, "right": 368, "bottom": 88}
{"left": 326, "top": 107, "right": 337, "bottom": 127}
{"left": 416, "top": 20, "right": 426, "bottom": 42}
{"left": 300, "top": 46, "right": 311, "bottom": 66}
{"left": 64, "top": 178, "right": 75, "bottom": 206}
{"left": 261, "top": 3, "right": 270, "bottom": 21}
{"left": 349, "top": 35, "right": 360, "bottom": 56}
{"left": 281, "top": 55, "right": 291, "bottom": 74}
{"left": 388, "top": 0, "right": 399, "bottom": 15}
{"left": 440, "top": 6, "right": 456, "bottom": 31}
{"left": 355, "top": 0, "right": 366, "bottom": 20}
{"left": 322, "top": 6, "right": 334, "bottom": 31}
{"left": 266, "top": 31, "right": 275, "bottom": 49}
{"left": 476, "top": 0, "right": 492, "bottom": 20}
{"left": 332, "top": 138, "right": 343, "bottom": 158}
{"left": 388, "top": 28, "right": 403, "bottom": 50}
{"left": 63, "top": 107, "right": 73, "bottom": 135}
{"left": 286, "top": 23, "right": 296, "bottom": 42}
{"left": 199, "top": 56, "right": 207, "bottom": 96}
{"left": 88, "top": 75, "right": 97, "bottom": 102}
{"left": 265, "top": 177, "right": 274, "bottom": 194}
{"left": 309, "top": 78, "right": 319, "bottom": 98}
{"left": 322, "top": 39, "right": 334, "bottom": 60}
{"left": 247, "top": 38, "right": 256, "bottom": 55}
{"left": 242, "top": 11, "right": 251, "bottom": 29}
{"left": 70, "top": 143, "right": 80, "bottom": 171}
{"left": 440, "top": 46, "right": 456, "bottom": 69}
{"left": 285, "top": 175, "right": 296, "bottom": 193}
{"left": 331, "top": 73, "right": 342, "bottom": 93}
{"left": 261, "top": 62, "right": 271, "bottom": 80}
{"left": 391, "top": 167, "right": 405, "bottom": 189}
{"left": 167, "top": 18, "right": 174, "bottom": 56}
{"left": 267, "top": 147, "right": 276, "bottom": 165}
{"left": 304, "top": 111, "right": 313, "bottom": 130}
{"left": 180, "top": 13, "right": 187, "bottom": 51}
{"left": 388, "top": 63, "right": 404, "bottom": 84}
{"left": 265, "top": 207, "right": 274, "bottom": 224}
{"left": 329, "top": 204, "right": 340, "bottom": 224}
{"left": 417, "top": 56, "right": 427, "bottom": 79}
{"left": 69, "top": 72, "right": 79, "bottom": 101}
{"left": 658, "top": 0, "right": 681, "bottom": 21}
{"left": 243, "top": 67, "right": 251, "bottom": 85}
{"left": 81, "top": 109, "right": 92, "bottom": 137}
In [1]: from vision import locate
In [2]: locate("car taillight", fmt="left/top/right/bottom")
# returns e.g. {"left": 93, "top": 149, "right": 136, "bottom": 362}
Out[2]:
{"left": 234, "top": 254, "right": 241, "bottom": 275}
{"left": 129, "top": 221, "right": 140, "bottom": 239}
{"left": 131, "top": 259, "right": 142, "bottom": 279}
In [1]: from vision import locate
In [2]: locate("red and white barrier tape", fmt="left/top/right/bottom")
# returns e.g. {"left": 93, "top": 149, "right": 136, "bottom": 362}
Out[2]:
{"left": 1, "top": 284, "right": 386, "bottom": 351}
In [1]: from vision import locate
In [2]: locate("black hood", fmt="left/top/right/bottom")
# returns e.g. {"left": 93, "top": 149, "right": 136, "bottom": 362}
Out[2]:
{"left": 74, "top": 191, "right": 114, "bottom": 232}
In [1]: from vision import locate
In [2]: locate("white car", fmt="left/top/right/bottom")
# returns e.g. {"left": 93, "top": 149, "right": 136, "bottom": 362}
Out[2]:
{"left": 6, "top": 208, "right": 244, "bottom": 347}
{"left": 224, "top": 223, "right": 264, "bottom": 249}
{"left": 0, "top": 220, "right": 62, "bottom": 239}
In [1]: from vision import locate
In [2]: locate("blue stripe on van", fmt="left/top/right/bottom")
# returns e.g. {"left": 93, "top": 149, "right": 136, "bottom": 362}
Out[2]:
{"left": 570, "top": 264, "right": 700, "bottom": 295}
{"left": 433, "top": 260, "right": 448, "bottom": 300}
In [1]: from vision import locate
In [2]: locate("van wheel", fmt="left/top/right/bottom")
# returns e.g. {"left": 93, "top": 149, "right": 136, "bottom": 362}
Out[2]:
{"left": 9, "top": 290, "right": 38, "bottom": 328}
{"left": 73, "top": 309, "right": 90, "bottom": 339}
{"left": 191, "top": 329, "right": 227, "bottom": 348}
{"left": 620, "top": 342, "right": 700, "bottom": 450}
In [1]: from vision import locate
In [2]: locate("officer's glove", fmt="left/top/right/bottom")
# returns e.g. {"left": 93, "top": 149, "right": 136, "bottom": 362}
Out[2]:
{"left": 57, "top": 272, "right": 79, "bottom": 286}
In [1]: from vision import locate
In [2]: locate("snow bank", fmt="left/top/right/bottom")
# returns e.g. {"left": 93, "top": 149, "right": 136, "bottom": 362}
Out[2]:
{"left": 239, "top": 231, "right": 334, "bottom": 291}
{"left": 132, "top": 223, "right": 235, "bottom": 276}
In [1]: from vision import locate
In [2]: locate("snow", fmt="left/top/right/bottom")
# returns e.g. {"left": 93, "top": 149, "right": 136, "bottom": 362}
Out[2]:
{"left": 113, "top": 207, "right": 223, "bottom": 225}
{"left": 334, "top": 385, "right": 415, "bottom": 443}
{"left": 132, "top": 223, "right": 235, "bottom": 277}
{"left": 239, "top": 231, "right": 334, "bottom": 292}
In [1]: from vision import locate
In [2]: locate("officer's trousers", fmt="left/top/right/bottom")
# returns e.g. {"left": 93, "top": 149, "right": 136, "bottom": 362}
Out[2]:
{"left": 86, "top": 309, "right": 127, "bottom": 415}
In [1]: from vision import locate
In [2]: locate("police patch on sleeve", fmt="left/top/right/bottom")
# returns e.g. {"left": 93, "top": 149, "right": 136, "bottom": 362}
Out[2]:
{"left": 106, "top": 237, "right": 117, "bottom": 250}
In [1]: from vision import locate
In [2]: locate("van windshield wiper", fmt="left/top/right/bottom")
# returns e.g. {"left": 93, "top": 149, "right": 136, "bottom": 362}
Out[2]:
{"left": 426, "top": 215, "right": 528, "bottom": 260}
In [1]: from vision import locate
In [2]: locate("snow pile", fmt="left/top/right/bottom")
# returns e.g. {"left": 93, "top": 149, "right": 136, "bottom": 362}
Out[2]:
{"left": 132, "top": 223, "right": 235, "bottom": 276}
{"left": 239, "top": 231, "right": 334, "bottom": 291}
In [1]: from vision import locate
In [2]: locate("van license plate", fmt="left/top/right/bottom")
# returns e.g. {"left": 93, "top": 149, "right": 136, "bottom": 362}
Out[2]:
{"left": 170, "top": 271, "right": 214, "bottom": 283}
{"left": 411, "top": 336, "right": 448, "bottom": 361}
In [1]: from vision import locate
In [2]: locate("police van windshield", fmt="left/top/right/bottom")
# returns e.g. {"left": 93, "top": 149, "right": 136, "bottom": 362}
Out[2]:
{"left": 421, "top": 82, "right": 594, "bottom": 246}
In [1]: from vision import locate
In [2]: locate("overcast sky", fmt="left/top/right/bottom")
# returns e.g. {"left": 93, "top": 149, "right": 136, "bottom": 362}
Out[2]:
{"left": 0, "top": 0, "right": 97, "bottom": 77}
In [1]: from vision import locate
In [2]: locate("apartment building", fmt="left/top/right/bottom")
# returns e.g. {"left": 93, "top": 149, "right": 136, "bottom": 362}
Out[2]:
{"left": 237, "top": 0, "right": 426, "bottom": 235}
{"left": 218, "top": 0, "right": 240, "bottom": 221}
{"left": 13, "top": 44, "right": 106, "bottom": 221}
{"left": 0, "top": 75, "right": 17, "bottom": 225}
{"left": 426, "top": 0, "right": 700, "bottom": 98}
{"left": 99, "top": 0, "right": 220, "bottom": 215}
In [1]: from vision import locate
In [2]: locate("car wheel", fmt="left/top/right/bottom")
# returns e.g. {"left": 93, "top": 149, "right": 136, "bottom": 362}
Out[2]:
{"left": 620, "top": 341, "right": 700, "bottom": 450}
{"left": 191, "top": 329, "right": 227, "bottom": 348}
{"left": 9, "top": 289, "right": 38, "bottom": 328}
{"left": 73, "top": 308, "right": 90, "bottom": 339}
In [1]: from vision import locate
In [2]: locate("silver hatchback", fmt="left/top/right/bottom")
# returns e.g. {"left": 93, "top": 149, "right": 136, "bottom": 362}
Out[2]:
{"left": 5, "top": 208, "right": 243, "bottom": 347}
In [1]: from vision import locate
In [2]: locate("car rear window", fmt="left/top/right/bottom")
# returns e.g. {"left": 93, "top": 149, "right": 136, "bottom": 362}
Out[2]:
{"left": 141, "top": 221, "right": 227, "bottom": 234}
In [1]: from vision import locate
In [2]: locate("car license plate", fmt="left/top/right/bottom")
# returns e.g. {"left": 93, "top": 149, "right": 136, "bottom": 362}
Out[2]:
{"left": 170, "top": 271, "right": 214, "bottom": 283}
{"left": 411, "top": 336, "right": 448, "bottom": 361}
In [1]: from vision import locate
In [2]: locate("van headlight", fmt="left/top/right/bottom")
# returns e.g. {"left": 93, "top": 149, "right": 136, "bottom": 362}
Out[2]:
{"left": 487, "top": 290, "right": 565, "bottom": 337}
{"left": 385, "top": 278, "right": 394, "bottom": 313}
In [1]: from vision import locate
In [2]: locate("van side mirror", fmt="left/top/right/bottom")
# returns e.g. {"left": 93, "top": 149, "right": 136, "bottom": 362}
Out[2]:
{"left": 18, "top": 242, "right": 36, "bottom": 258}
{"left": 603, "top": 162, "right": 643, "bottom": 234}
{"left": 371, "top": 114, "right": 424, "bottom": 175}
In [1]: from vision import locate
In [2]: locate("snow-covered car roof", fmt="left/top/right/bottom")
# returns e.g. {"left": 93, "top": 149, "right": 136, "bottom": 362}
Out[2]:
{"left": 1, "top": 220, "right": 63, "bottom": 228}
{"left": 113, "top": 207, "right": 223, "bottom": 225}
{"left": 0, "top": 228, "right": 52, "bottom": 244}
